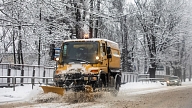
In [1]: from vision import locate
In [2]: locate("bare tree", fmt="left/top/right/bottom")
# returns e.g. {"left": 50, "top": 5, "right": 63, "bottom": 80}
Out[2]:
{"left": 133, "top": 0, "right": 187, "bottom": 78}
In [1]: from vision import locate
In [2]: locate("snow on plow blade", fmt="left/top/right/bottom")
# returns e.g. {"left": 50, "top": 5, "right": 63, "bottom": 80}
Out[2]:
{"left": 40, "top": 86, "right": 65, "bottom": 95}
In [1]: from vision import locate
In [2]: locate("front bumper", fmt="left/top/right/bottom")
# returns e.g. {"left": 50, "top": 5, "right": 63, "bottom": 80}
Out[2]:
{"left": 53, "top": 73, "right": 100, "bottom": 91}
{"left": 167, "top": 81, "right": 180, "bottom": 85}
{"left": 54, "top": 73, "right": 98, "bottom": 82}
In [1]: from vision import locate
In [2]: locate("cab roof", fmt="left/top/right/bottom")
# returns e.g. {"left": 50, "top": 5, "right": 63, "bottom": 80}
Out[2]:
{"left": 63, "top": 38, "right": 119, "bottom": 49}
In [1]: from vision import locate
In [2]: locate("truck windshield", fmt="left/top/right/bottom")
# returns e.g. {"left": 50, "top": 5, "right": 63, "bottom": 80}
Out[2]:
{"left": 60, "top": 41, "right": 99, "bottom": 64}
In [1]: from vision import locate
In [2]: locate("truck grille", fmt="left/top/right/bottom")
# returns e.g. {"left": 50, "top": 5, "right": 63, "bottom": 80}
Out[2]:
{"left": 66, "top": 73, "right": 82, "bottom": 79}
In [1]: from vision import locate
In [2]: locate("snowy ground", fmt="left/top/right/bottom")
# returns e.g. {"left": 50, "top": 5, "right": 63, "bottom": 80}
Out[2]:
{"left": 0, "top": 80, "right": 192, "bottom": 108}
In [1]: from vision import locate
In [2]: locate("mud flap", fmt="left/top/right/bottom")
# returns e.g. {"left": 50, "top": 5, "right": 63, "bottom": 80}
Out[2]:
{"left": 40, "top": 85, "right": 65, "bottom": 95}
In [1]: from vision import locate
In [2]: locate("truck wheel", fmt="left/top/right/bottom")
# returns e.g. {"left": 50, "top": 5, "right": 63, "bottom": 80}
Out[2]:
{"left": 110, "top": 76, "right": 120, "bottom": 97}
{"left": 110, "top": 82, "right": 120, "bottom": 97}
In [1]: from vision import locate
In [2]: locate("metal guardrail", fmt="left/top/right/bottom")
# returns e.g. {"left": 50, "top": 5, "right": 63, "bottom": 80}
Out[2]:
{"left": 121, "top": 72, "right": 167, "bottom": 83}
{"left": 138, "top": 78, "right": 165, "bottom": 82}
{"left": 0, "top": 63, "right": 55, "bottom": 86}
{"left": 121, "top": 72, "right": 138, "bottom": 83}
{"left": 0, "top": 64, "right": 169, "bottom": 88}
{"left": 0, "top": 76, "right": 53, "bottom": 91}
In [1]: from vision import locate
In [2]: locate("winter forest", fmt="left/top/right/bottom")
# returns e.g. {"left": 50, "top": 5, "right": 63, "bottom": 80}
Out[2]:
{"left": 0, "top": 0, "right": 192, "bottom": 78}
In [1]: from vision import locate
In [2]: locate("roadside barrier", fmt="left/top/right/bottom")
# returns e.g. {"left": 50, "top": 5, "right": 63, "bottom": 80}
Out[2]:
{"left": 0, "top": 76, "right": 53, "bottom": 91}
{"left": 0, "top": 63, "right": 169, "bottom": 89}
{"left": 0, "top": 63, "right": 54, "bottom": 87}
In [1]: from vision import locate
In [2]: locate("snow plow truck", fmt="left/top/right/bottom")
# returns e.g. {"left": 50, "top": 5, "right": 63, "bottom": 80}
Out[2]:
{"left": 41, "top": 38, "right": 121, "bottom": 97}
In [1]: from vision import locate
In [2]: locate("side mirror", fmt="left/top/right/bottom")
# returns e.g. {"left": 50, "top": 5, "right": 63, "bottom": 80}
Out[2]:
{"left": 107, "top": 47, "right": 111, "bottom": 54}
{"left": 106, "top": 47, "right": 112, "bottom": 58}
{"left": 50, "top": 44, "right": 55, "bottom": 60}
{"left": 50, "top": 44, "right": 61, "bottom": 61}
{"left": 107, "top": 54, "right": 112, "bottom": 58}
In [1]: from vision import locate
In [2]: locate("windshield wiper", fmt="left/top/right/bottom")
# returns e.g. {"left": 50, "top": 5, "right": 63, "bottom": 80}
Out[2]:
{"left": 69, "top": 58, "right": 90, "bottom": 63}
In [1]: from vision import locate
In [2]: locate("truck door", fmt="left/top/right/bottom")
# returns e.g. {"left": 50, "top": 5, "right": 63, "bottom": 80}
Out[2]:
{"left": 100, "top": 42, "right": 108, "bottom": 72}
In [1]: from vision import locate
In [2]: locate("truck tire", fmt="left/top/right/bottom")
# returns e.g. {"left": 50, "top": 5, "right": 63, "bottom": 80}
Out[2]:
{"left": 110, "top": 75, "right": 120, "bottom": 97}
{"left": 110, "top": 81, "right": 120, "bottom": 97}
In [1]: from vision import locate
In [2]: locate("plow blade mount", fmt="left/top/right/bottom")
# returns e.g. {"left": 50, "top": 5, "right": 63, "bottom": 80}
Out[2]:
{"left": 40, "top": 86, "right": 65, "bottom": 95}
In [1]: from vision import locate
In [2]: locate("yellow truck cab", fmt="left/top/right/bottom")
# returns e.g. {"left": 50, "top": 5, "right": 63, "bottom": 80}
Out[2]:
{"left": 52, "top": 38, "right": 121, "bottom": 96}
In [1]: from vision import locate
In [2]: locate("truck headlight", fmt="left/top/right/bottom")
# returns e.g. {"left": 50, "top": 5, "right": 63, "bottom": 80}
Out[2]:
{"left": 55, "top": 57, "right": 59, "bottom": 61}
{"left": 96, "top": 56, "right": 99, "bottom": 60}
{"left": 91, "top": 77, "right": 97, "bottom": 81}
{"left": 84, "top": 77, "right": 88, "bottom": 80}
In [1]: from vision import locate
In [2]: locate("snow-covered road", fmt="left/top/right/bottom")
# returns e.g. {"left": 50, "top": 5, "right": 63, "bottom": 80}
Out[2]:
{"left": 0, "top": 81, "right": 192, "bottom": 108}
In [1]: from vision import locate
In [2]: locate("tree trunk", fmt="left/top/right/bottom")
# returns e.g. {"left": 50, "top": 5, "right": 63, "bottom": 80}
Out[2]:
{"left": 174, "top": 67, "right": 182, "bottom": 79}
{"left": 74, "top": 3, "right": 81, "bottom": 39}
{"left": 18, "top": 25, "right": 24, "bottom": 64}
{"left": 166, "top": 66, "right": 170, "bottom": 75}
{"left": 38, "top": 8, "right": 42, "bottom": 65}
{"left": 147, "top": 34, "right": 157, "bottom": 78}
{"left": 95, "top": 0, "right": 100, "bottom": 38}
{"left": 189, "top": 65, "right": 191, "bottom": 81}
{"left": 149, "top": 67, "right": 156, "bottom": 79}
{"left": 13, "top": 28, "right": 16, "bottom": 64}
{"left": 183, "top": 68, "right": 186, "bottom": 82}
{"left": 89, "top": 1, "right": 93, "bottom": 38}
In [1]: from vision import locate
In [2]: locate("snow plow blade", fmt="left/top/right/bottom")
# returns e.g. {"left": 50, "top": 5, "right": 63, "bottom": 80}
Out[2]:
{"left": 40, "top": 86, "right": 65, "bottom": 95}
